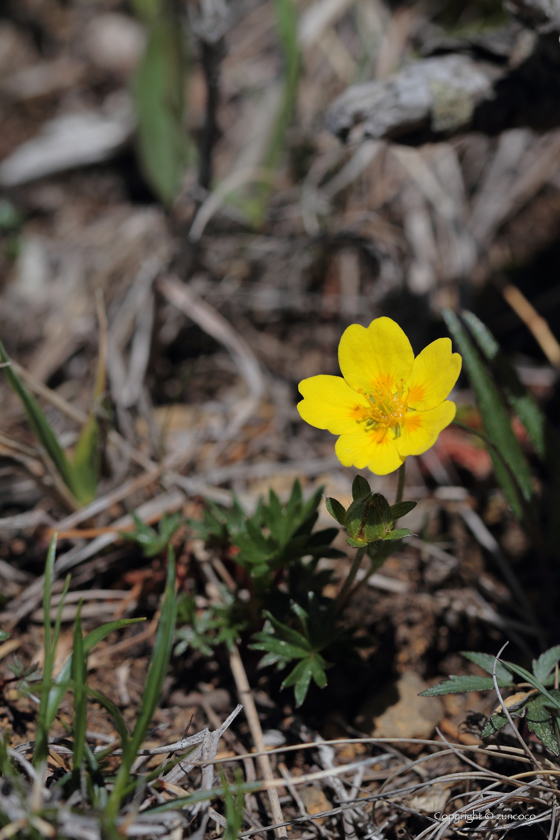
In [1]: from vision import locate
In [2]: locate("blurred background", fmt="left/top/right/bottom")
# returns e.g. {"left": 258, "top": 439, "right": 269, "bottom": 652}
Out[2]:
{"left": 3, "top": 0, "right": 560, "bottom": 805}
{"left": 1, "top": 0, "right": 560, "bottom": 638}
{"left": 2, "top": 0, "right": 560, "bottom": 534}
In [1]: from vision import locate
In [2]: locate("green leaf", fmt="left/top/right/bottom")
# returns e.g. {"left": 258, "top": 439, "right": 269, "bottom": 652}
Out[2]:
{"left": 500, "top": 661, "right": 560, "bottom": 712}
{"left": 442, "top": 309, "right": 533, "bottom": 519}
{"left": 262, "top": 612, "right": 311, "bottom": 651}
{"left": 251, "top": 636, "right": 309, "bottom": 660}
{"left": 132, "top": 20, "right": 187, "bottom": 205}
{"left": 462, "top": 311, "right": 546, "bottom": 458}
{"left": 325, "top": 497, "right": 346, "bottom": 526}
{"left": 72, "top": 603, "right": 87, "bottom": 773}
{"left": 105, "top": 548, "right": 177, "bottom": 819}
{"left": 420, "top": 674, "right": 513, "bottom": 696}
{"left": 390, "top": 501, "right": 417, "bottom": 520}
{"left": 462, "top": 651, "right": 513, "bottom": 683}
{"left": 481, "top": 712, "right": 512, "bottom": 738}
{"left": 34, "top": 534, "right": 58, "bottom": 765}
{"left": 352, "top": 476, "right": 371, "bottom": 501}
{"left": 222, "top": 769, "right": 245, "bottom": 840}
{"left": 533, "top": 645, "right": 560, "bottom": 683}
{"left": 256, "top": 650, "right": 290, "bottom": 669}
{"left": 0, "top": 343, "right": 78, "bottom": 501}
{"left": 308, "top": 656, "right": 327, "bottom": 689}
{"left": 87, "top": 688, "right": 130, "bottom": 754}
{"left": 71, "top": 414, "right": 100, "bottom": 505}
{"left": 384, "top": 528, "right": 411, "bottom": 540}
{"left": 282, "top": 658, "right": 313, "bottom": 707}
{"left": 347, "top": 536, "right": 367, "bottom": 548}
{"left": 0, "top": 631, "right": 9, "bottom": 642}
{"left": 526, "top": 697, "right": 559, "bottom": 755}
{"left": 45, "top": 618, "right": 145, "bottom": 731}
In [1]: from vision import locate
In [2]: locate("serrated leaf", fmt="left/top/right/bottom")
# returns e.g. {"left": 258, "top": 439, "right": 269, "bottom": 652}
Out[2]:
{"left": 420, "top": 674, "right": 513, "bottom": 696}
{"left": 352, "top": 475, "right": 371, "bottom": 501}
{"left": 526, "top": 698, "right": 559, "bottom": 755}
{"left": 481, "top": 712, "right": 511, "bottom": 738}
{"left": 533, "top": 645, "right": 560, "bottom": 683}
{"left": 390, "top": 501, "right": 417, "bottom": 520}
{"left": 462, "top": 310, "right": 546, "bottom": 459}
{"left": 442, "top": 309, "right": 533, "bottom": 519}
{"left": 325, "top": 497, "right": 346, "bottom": 526}
{"left": 462, "top": 651, "right": 513, "bottom": 683}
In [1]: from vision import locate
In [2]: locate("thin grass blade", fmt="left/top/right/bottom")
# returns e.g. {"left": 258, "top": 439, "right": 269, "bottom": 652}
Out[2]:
{"left": 442, "top": 309, "right": 533, "bottom": 519}
{"left": 34, "top": 534, "right": 57, "bottom": 766}
{"left": 72, "top": 603, "right": 87, "bottom": 774}
{"left": 0, "top": 342, "right": 78, "bottom": 498}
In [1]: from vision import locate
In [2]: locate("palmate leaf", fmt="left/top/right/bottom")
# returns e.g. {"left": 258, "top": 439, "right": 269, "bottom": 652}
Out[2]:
{"left": 533, "top": 645, "right": 560, "bottom": 683}
{"left": 462, "top": 651, "right": 513, "bottom": 683}
{"left": 442, "top": 309, "right": 533, "bottom": 520}
{"left": 281, "top": 652, "right": 329, "bottom": 707}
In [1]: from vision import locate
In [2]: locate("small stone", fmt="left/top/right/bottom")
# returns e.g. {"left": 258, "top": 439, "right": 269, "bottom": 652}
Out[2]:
{"left": 358, "top": 671, "right": 444, "bottom": 741}
{"left": 299, "top": 787, "right": 331, "bottom": 824}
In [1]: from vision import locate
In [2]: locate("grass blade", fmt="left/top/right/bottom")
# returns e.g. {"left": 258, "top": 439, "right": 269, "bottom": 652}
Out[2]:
{"left": 0, "top": 343, "right": 78, "bottom": 499}
{"left": 72, "top": 603, "right": 87, "bottom": 775}
{"left": 71, "top": 414, "right": 101, "bottom": 505}
{"left": 462, "top": 310, "right": 546, "bottom": 458}
{"left": 45, "top": 618, "right": 145, "bottom": 732}
{"left": 131, "top": 19, "right": 187, "bottom": 205}
{"left": 34, "top": 534, "right": 57, "bottom": 766}
{"left": 104, "top": 548, "right": 177, "bottom": 820}
{"left": 442, "top": 309, "right": 533, "bottom": 519}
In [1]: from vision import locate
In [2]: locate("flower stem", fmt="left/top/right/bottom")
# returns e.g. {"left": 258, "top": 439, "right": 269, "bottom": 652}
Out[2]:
{"left": 335, "top": 545, "right": 366, "bottom": 614}
{"left": 395, "top": 461, "right": 406, "bottom": 505}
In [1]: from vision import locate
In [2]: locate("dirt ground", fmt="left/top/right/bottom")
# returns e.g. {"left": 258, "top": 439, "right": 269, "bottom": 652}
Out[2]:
{"left": 1, "top": 0, "right": 560, "bottom": 837}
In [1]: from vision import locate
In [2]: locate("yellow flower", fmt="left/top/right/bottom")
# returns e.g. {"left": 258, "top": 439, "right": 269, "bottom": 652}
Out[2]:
{"left": 297, "top": 317, "right": 462, "bottom": 475}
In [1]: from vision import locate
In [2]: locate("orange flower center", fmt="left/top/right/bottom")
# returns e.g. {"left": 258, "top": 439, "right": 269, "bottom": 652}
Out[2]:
{"left": 359, "top": 379, "right": 408, "bottom": 436}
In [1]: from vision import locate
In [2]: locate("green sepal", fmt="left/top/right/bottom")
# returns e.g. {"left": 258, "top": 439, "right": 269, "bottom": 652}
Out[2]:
{"left": 390, "top": 501, "right": 417, "bottom": 520}
{"left": 344, "top": 498, "right": 369, "bottom": 539}
{"left": 362, "top": 502, "right": 389, "bottom": 542}
{"left": 384, "top": 528, "right": 411, "bottom": 540}
{"left": 346, "top": 537, "right": 367, "bottom": 548}
{"left": 325, "top": 497, "right": 346, "bottom": 526}
{"left": 352, "top": 475, "right": 371, "bottom": 500}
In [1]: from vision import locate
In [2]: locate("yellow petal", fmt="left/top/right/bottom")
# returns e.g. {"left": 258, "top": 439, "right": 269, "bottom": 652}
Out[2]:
{"left": 297, "top": 375, "right": 370, "bottom": 434}
{"left": 338, "top": 318, "right": 414, "bottom": 394}
{"left": 335, "top": 428, "right": 405, "bottom": 475}
{"left": 406, "top": 338, "right": 462, "bottom": 410}
{"left": 397, "top": 401, "right": 456, "bottom": 457}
